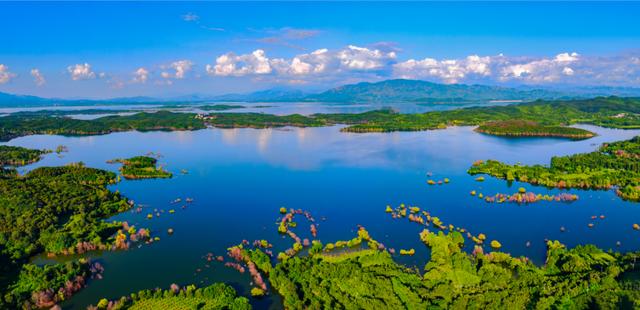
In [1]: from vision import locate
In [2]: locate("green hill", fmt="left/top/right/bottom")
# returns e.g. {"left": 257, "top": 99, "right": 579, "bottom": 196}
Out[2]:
{"left": 304, "top": 79, "right": 566, "bottom": 103}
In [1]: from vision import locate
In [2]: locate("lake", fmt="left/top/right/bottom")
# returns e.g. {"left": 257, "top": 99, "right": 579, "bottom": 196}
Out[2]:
{"left": 5, "top": 124, "right": 640, "bottom": 309}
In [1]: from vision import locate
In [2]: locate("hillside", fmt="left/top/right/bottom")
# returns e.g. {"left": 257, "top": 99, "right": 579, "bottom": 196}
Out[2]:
{"left": 304, "top": 79, "right": 567, "bottom": 103}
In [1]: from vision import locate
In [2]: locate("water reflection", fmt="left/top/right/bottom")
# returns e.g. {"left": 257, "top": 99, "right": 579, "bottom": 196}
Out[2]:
{"left": 4, "top": 125, "right": 640, "bottom": 310}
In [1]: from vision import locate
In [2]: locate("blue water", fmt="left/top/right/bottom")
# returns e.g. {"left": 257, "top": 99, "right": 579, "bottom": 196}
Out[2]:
{"left": 5, "top": 124, "right": 640, "bottom": 309}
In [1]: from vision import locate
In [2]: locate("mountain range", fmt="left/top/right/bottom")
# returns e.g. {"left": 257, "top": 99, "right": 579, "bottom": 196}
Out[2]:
{"left": 2, "top": 79, "right": 640, "bottom": 107}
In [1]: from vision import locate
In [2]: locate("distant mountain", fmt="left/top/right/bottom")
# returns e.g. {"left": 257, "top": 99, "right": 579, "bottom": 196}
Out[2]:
{"left": 211, "top": 89, "right": 308, "bottom": 102}
{"left": 2, "top": 80, "right": 638, "bottom": 108}
{"left": 304, "top": 79, "right": 568, "bottom": 103}
{"left": 0, "top": 92, "right": 54, "bottom": 106}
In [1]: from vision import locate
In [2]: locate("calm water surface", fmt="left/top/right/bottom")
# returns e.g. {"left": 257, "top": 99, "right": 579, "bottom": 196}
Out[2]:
{"left": 5, "top": 124, "right": 640, "bottom": 309}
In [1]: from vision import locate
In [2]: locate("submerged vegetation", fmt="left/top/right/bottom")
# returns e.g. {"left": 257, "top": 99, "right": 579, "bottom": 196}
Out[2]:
{"left": 468, "top": 136, "right": 640, "bottom": 201}
{"left": 237, "top": 218, "right": 640, "bottom": 309}
{"left": 108, "top": 156, "right": 172, "bottom": 179}
{"left": 1, "top": 97, "right": 639, "bottom": 141}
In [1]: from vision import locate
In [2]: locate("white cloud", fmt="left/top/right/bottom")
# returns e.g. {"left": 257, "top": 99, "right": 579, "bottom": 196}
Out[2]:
{"left": 161, "top": 60, "right": 193, "bottom": 80}
{"left": 67, "top": 63, "right": 96, "bottom": 80}
{"left": 30, "top": 68, "right": 45, "bottom": 86}
{"left": 202, "top": 46, "right": 639, "bottom": 86}
{"left": 207, "top": 50, "right": 272, "bottom": 76}
{"left": 393, "top": 55, "right": 491, "bottom": 83}
{"left": 0, "top": 64, "right": 16, "bottom": 84}
{"left": 555, "top": 52, "right": 580, "bottom": 62}
{"left": 337, "top": 45, "right": 396, "bottom": 70}
{"left": 562, "top": 67, "right": 575, "bottom": 76}
{"left": 132, "top": 67, "right": 149, "bottom": 83}
{"left": 182, "top": 13, "right": 199, "bottom": 22}
{"left": 500, "top": 52, "right": 581, "bottom": 83}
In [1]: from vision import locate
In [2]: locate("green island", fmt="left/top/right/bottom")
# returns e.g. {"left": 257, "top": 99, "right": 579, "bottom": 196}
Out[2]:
{"left": 0, "top": 145, "right": 49, "bottom": 166}
{"left": 90, "top": 283, "right": 250, "bottom": 310}
{"left": 108, "top": 156, "right": 172, "bottom": 180}
{"left": 0, "top": 162, "right": 140, "bottom": 308}
{"left": 468, "top": 136, "right": 640, "bottom": 201}
{"left": 1, "top": 97, "right": 639, "bottom": 141}
{"left": 198, "top": 104, "right": 246, "bottom": 111}
{"left": 0, "top": 110, "right": 205, "bottom": 142}
{"left": 475, "top": 120, "right": 596, "bottom": 139}
{"left": 198, "top": 112, "right": 326, "bottom": 129}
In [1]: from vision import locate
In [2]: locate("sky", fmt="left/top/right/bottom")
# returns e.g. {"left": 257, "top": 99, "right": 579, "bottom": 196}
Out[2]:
{"left": 0, "top": 1, "right": 639, "bottom": 99}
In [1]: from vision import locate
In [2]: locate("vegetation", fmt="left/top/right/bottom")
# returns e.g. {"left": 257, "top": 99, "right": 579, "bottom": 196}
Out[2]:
{"left": 109, "top": 156, "right": 172, "bottom": 179}
{"left": 203, "top": 112, "right": 325, "bottom": 129}
{"left": 89, "top": 283, "right": 251, "bottom": 310}
{"left": 0, "top": 110, "right": 206, "bottom": 141}
{"left": 239, "top": 227, "right": 640, "bottom": 309}
{"left": 0, "top": 163, "right": 132, "bottom": 308}
{"left": 198, "top": 104, "right": 245, "bottom": 111}
{"left": 1, "top": 97, "right": 639, "bottom": 141}
{"left": 475, "top": 120, "right": 595, "bottom": 139}
{"left": 0, "top": 145, "right": 48, "bottom": 166}
{"left": 4, "top": 259, "right": 102, "bottom": 309}
{"left": 468, "top": 136, "right": 640, "bottom": 201}
{"left": 334, "top": 96, "right": 640, "bottom": 133}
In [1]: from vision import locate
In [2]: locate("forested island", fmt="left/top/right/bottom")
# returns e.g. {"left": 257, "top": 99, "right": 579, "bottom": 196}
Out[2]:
{"left": 0, "top": 110, "right": 205, "bottom": 142}
{"left": 0, "top": 145, "right": 48, "bottom": 166}
{"left": 468, "top": 136, "right": 640, "bottom": 201}
{"left": 1, "top": 97, "right": 639, "bottom": 141}
{"left": 108, "top": 156, "right": 172, "bottom": 180}
{"left": 198, "top": 104, "right": 246, "bottom": 111}
{"left": 475, "top": 120, "right": 595, "bottom": 139}
{"left": 0, "top": 161, "right": 141, "bottom": 308}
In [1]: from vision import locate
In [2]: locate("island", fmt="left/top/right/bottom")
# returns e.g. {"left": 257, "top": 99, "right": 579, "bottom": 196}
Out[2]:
{"left": 1, "top": 97, "right": 638, "bottom": 142}
{"left": 198, "top": 104, "right": 246, "bottom": 111}
{"left": 475, "top": 120, "right": 595, "bottom": 139}
{"left": 0, "top": 145, "right": 49, "bottom": 166}
{"left": 108, "top": 156, "right": 172, "bottom": 180}
{"left": 468, "top": 136, "right": 640, "bottom": 201}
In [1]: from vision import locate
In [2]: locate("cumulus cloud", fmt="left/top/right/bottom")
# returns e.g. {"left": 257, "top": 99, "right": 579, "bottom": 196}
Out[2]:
{"left": 132, "top": 67, "right": 149, "bottom": 83}
{"left": 161, "top": 60, "right": 193, "bottom": 80}
{"left": 0, "top": 64, "right": 16, "bottom": 84}
{"left": 206, "top": 50, "right": 272, "bottom": 76}
{"left": 67, "top": 63, "right": 96, "bottom": 80}
{"left": 394, "top": 55, "right": 492, "bottom": 83}
{"left": 499, "top": 52, "right": 581, "bottom": 83}
{"left": 206, "top": 45, "right": 396, "bottom": 81}
{"left": 202, "top": 46, "right": 639, "bottom": 86}
{"left": 337, "top": 45, "right": 396, "bottom": 70}
{"left": 30, "top": 68, "right": 45, "bottom": 86}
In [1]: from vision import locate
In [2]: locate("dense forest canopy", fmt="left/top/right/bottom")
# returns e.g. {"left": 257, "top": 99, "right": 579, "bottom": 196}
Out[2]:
{"left": 109, "top": 156, "right": 172, "bottom": 180}
{"left": 0, "top": 163, "right": 132, "bottom": 308}
{"left": 0, "top": 145, "right": 48, "bottom": 166}
{"left": 468, "top": 136, "right": 640, "bottom": 201}
{"left": 236, "top": 228, "right": 640, "bottom": 309}
{"left": 1, "top": 97, "right": 638, "bottom": 141}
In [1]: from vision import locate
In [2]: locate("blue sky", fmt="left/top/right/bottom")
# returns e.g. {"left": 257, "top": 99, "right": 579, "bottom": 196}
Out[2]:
{"left": 1, "top": 2, "right": 639, "bottom": 99}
